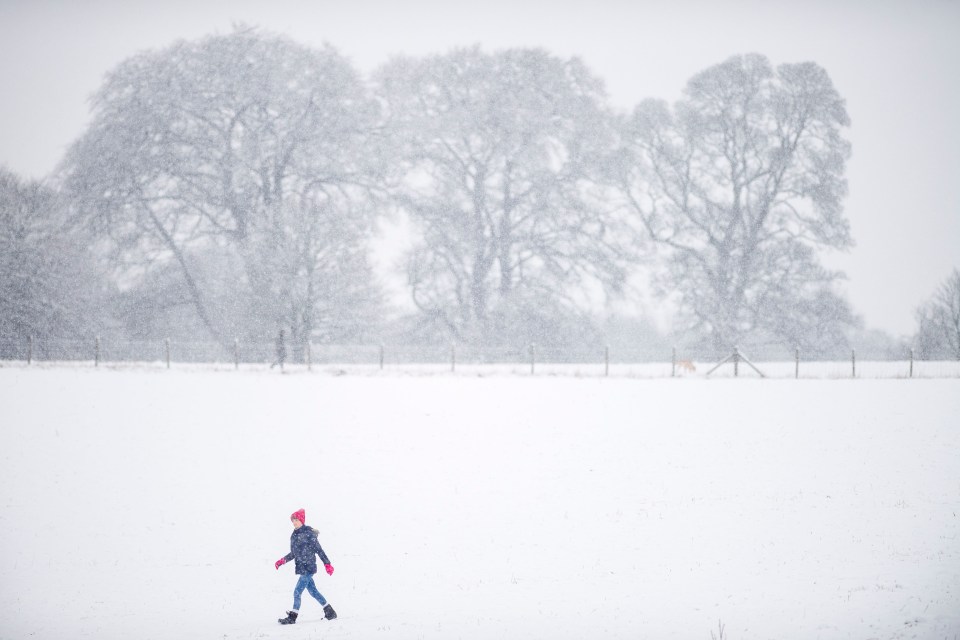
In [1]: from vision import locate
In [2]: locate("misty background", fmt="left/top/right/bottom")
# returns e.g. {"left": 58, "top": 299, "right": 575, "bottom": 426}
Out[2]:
{"left": 1, "top": 0, "right": 958, "bottom": 363}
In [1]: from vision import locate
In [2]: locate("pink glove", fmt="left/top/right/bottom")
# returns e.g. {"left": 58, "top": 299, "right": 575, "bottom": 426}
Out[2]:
{"left": 325, "top": 563, "right": 334, "bottom": 576}
{"left": 275, "top": 557, "right": 287, "bottom": 570}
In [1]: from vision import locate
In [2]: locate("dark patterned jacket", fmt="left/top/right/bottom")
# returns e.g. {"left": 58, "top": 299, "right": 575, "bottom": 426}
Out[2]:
{"left": 283, "top": 526, "right": 331, "bottom": 575}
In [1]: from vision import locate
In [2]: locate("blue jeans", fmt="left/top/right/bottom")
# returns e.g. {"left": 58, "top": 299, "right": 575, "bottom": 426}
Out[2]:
{"left": 293, "top": 573, "right": 327, "bottom": 611}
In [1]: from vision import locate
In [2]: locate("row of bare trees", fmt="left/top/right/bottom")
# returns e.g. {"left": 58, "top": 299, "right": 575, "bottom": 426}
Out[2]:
{"left": 3, "top": 27, "right": 956, "bottom": 358}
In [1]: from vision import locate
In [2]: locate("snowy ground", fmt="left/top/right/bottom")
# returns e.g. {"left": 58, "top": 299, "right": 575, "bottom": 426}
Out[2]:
{"left": 0, "top": 367, "right": 958, "bottom": 640}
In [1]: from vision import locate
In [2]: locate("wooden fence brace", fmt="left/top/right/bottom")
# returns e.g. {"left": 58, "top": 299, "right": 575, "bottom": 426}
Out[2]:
{"left": 379, "top": 344, "right": 384, "bottom": 370}
{"left": 852, "top": 349, "right": 856, "bottom": 378}
{"left": 530, "top": 343, "right": 536, "bottom": 375}
{"left": 165, "top": 338, "right": 171, "bottom": 369}
{"left": 95, "top": 336, "right": 101, "bottom": 367}
{"left": 706, "top": 347, "right": 765, "bottom": 378}
{"left": 27, "top": 335, "right": 33, "bottom": 365}
{"left": 605, "top": 345, "right": 610, "bottom": 377}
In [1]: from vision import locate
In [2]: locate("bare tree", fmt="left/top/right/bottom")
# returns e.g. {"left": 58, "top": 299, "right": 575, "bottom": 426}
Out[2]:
{"left": 915, "top": 268, "right": 960, "bottom": 360}
{"left": 0, "top": 168, "right": 109, "bottom": 348}
{"left": 375, "top": 47, "right": 628, "bottom": 345}
{"left": 611, "top": 54, "right": 855, "bottom": 355}
{"left": 60, "top": 27, "right": 384, "bottom": 352}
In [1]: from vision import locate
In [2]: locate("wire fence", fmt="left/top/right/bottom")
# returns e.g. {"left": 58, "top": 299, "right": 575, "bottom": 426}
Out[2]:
{"left": 2, "top": 336, "right": 959, "bottom": 378}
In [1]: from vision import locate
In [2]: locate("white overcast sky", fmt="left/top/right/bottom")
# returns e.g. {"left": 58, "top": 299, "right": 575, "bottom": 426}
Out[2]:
{"left": 1, "top": 0, "right": 958, "bottom": 336}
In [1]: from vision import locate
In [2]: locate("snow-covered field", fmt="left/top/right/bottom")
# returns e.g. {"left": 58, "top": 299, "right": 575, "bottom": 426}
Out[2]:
{"left": 1, "top": 367, "right": 958, "bottom": 640}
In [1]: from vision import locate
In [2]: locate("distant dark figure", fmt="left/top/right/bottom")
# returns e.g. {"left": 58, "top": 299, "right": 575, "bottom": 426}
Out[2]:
{"left": 271, "top": 329, "right": 287, "bottom": 370}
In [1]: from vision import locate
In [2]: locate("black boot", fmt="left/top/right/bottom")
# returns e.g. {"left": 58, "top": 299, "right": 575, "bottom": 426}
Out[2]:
{"left": 323, "top": 604, "right": 337, "bottom": 620}
{"left": 278, "top": 610, "right": 298, "bottom": 625}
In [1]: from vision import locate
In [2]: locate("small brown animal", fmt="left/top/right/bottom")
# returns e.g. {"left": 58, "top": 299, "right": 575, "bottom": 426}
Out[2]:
{"left": 675, "top": 359, "right": 696, "bottom": 373}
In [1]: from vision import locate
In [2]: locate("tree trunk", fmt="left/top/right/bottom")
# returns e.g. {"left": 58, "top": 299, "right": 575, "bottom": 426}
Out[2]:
{"left": 144, "top": 203, "right": 226, "bottom": 349}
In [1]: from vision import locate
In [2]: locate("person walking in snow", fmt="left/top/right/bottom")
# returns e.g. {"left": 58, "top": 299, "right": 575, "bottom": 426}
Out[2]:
{"left": 275, "top": 509, "right": 337, "bottom": 625}
{"left": 270, "top": 329, "right": 287, "bottom": 370}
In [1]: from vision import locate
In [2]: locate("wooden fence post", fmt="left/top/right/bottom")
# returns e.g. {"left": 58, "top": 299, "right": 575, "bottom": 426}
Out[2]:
{"left": 671, "top": 346, "right": 676, "bottom": 378}
{"left": 851, "top": 349, "right": 856, "bottom": 378}
{"left": 795, "top": 347, "right": 800, "bottom": 379}
{"left": 529, "top": 343, "right": 536, "bottom": 375}
{"left": 165, "top": 338, "right": 171, "bottom": 369}
{"left": 379, "top": 344, "right": 384, "bottom": 370}
{"left": 95, "top": 336, "right": 101, "bottom": 367}
{"left": 605, "top": 345, "right": 610, "bottom": 377}
{"left": 451, "top": 344, "right": 456, "bottom": 373}
{"left": 733, "top": 346, "right": 740, "bottom": 377}
{"left": 909, "top": 348, "right": 914, "bottom": 378}
{"left": 234, "top": 338, "right": 239, "bottom": 370}
{"left": 27, "top": 335, "right": 33, "bottom": 365}
{"left": 307, "top": 341, "right": 312, "bottom": 372}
